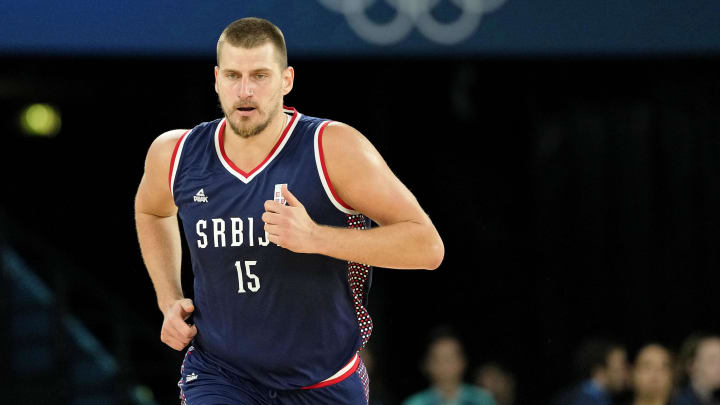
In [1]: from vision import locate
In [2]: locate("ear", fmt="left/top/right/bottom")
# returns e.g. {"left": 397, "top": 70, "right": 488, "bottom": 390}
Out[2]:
{"left": 214, "top": 66, "right": 219, "bottom": 94}
{"left": 282, "top": 66, "right": 294, "bottom": 96}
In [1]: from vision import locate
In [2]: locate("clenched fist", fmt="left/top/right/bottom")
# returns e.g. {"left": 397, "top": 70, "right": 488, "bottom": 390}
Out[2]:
{"left": 160, "top": 298, "right": 197, "bottom": 351}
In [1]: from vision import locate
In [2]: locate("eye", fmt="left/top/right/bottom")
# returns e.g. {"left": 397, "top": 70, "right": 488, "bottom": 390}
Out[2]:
{"left": 256, "top": 73, "right": 267, "bottom": 79}
{"left": 226, "top": 72, "right": 238, "bottom": 79}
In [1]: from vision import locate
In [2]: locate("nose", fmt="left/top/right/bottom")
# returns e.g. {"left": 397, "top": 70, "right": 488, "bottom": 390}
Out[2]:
{"left": 238, "top": 77, "right": 255, "bottom": 99}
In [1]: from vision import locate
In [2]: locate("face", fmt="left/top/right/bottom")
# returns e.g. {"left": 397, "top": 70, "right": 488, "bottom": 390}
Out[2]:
{"left": 690, "top": 338, "right": 720, "bottom": 391}
{"left": 214, "top": 42, "right": 293, "bottom": 138}
{"left": 632, "top": 345, "right": 673, "bottom": 401}
{"left": 425, "top": 338, "right": 466, "bottom": 386}
{"left": 475, "top": 366, "right": 515, "bottom": 405}
{"left": 605, "top": 348, "right": 631, "bottom": 393}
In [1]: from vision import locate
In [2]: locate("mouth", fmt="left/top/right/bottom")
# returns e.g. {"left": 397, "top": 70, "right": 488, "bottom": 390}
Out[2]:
{"left": 234, "top": 106, "right": 257, "bottom": 117}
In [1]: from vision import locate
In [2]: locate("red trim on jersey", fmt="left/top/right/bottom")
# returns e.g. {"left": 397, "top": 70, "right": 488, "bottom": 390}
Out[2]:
{"left": 317, "top": 121, "right": 354, "bottom": 210}
{"left": 168, "top": 130, "right": 190, "bottom": 192}
{"left": 218, "top": 108, "right": 297, "bottom": 177}
{"left": 300, "top": 354, "right": 360, "bottom": 390}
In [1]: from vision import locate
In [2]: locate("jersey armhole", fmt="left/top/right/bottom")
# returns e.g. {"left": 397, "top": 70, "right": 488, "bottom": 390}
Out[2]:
{"left": 168, "top": 130, "right": 190, "bottom": 198}
{"left": 313, "top": 121, "right": 359, "bottom": 215}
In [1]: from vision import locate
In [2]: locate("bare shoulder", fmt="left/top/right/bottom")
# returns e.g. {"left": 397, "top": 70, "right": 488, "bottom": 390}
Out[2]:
{"left": 143, "top": 128, "right": 189, "bottom": 188}
{"left": 146, "top": 129, "right": 188, "bottom": 162}
{"left": 135, "top": 129, "right": 188, "bottom": 217}
{"left": 321, "top": 122, "right": 387, "bottom": 173}
{"left": 321, "top": 121, "right": 424, "bottom": 225}
{"left": 156, "top": 128, "right": 188, "bottom": 143}
{"left": 323, "top": 122, "right": 375, "bottom": 152}
{"left": 321, "top": 121, "right": 391, "bottom": 196}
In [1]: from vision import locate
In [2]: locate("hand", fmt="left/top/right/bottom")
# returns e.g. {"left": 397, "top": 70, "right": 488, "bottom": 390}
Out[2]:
{"left": 262, "top": 185, "right": 319, "bottom": 253}
{"left": 160, "top": 298, "right": 197, "bottom": 351}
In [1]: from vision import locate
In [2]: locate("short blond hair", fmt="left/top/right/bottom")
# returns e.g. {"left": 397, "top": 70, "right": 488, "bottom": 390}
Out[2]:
{"left": 217, "top": 17, "right": 287, "bottom": 68}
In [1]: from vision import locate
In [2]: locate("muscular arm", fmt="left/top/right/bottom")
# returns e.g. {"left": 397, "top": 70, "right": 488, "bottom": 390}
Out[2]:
{"left": 264, "top": 123, "right": 444, "bottom": 270}
{"left": 135, "top": 130, "right": 185, "bottom": 312}
{"left": 135, "top": 129, "right": 197, "bottom": 350}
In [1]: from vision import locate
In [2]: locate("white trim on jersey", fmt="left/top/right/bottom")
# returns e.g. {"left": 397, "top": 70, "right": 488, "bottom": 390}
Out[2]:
{"left": 313, "top": 121, "right": 359, "bottom": 215}
{"left": 214, "top": 110, "right": 301, "bottom": 184}
{"left": 321, "top": 353, "right": 359, "bottom": 384}
{"left": 170, "top": 129, "right": 193, "bottom": 199}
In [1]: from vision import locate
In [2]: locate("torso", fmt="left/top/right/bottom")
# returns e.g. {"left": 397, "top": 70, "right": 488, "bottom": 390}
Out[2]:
{"left": 169, "top": 106, "right": 373, "bottom": 390}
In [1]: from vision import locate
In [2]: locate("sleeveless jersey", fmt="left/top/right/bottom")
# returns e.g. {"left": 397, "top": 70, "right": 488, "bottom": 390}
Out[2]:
{"left": 169, "top": 106, "right": 373, "bottom": 390}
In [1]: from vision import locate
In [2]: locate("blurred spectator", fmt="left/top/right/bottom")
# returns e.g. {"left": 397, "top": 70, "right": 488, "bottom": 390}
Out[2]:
{"left": 473, "top": 363, "right": 516, "bottom": 405}
{"left": 403, "top": 327, "right": 497, "bottom": 405}
{"left": 671, "top": 334, "right": 720, "bottom": 405}
{"left": 552, "top": 338, "right": 630, "bottom": 405}
{"left": 627, "top": 343, "right": 675, "bottom": 405}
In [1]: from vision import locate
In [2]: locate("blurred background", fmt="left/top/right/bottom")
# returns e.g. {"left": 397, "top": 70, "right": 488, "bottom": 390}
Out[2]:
{"left": 2, "top": 1, "right": 720, "bottom": 404}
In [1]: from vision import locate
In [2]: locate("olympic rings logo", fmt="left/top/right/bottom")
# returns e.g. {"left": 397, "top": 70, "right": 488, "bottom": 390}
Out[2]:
{"left": 316, "top": 0, "right": 508, "bottom": 45}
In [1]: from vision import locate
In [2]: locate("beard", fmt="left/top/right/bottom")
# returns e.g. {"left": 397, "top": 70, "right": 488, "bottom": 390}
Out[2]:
{"left": 219, "top": 97, "right": 281, "bottom": 139}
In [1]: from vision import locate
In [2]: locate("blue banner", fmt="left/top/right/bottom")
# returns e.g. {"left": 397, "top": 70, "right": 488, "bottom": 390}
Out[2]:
{"left": 2, "top": 0, "right": 720, "bottom": 57}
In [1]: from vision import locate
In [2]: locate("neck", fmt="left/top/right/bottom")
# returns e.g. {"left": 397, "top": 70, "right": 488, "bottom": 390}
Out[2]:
{"left": 633, "top": 396, "right": 668, "bottom": 405}
{"left": 691, "top": 381, "right": 714, "bottom": 401}
{"left": 434, "top": 381, "right": 461, "bottom": 401}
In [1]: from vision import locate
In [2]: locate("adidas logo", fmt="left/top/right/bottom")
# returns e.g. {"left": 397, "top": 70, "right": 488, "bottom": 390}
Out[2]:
{"left": 193, "top": 189, "right": 209, "bottom": 203}
{"left": 185, "top": 372, "right": 198, "bottom": 383}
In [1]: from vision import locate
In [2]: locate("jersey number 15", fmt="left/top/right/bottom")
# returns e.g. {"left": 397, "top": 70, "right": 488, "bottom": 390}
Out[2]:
{"left": 235, "top": 260, "right": 260, "bottom": 293}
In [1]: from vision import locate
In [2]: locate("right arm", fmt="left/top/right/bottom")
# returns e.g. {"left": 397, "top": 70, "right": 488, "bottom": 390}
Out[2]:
{"left": 134, "top": 129, "right": 197, "bottom": 350}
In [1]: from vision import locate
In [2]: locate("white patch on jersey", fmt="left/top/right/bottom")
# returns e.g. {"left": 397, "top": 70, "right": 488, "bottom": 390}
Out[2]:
{"left": 274, "top": 183, "right": 287, "bottom": 205}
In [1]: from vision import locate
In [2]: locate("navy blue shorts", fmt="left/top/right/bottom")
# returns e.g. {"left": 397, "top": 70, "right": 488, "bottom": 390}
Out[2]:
{"left": 177, "top": 346, "right": 370, "bottom": 405}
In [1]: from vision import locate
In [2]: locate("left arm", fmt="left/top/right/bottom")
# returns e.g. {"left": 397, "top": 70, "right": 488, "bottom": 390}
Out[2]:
{"left": 262, "top": 123, "right": 444, "bottom": 270}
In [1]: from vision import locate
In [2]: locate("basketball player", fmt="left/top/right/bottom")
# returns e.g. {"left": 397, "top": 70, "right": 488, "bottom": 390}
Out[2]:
{"left": 135, "top": 17, "right": 444, "bottom": 405}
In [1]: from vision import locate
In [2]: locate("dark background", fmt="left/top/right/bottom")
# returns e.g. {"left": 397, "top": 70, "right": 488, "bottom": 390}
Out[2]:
{"left": 2, "top": 54, "right": 720, "bottom": 404}
{"left": 2, "top": 2, "right": 720, "bottom": 403}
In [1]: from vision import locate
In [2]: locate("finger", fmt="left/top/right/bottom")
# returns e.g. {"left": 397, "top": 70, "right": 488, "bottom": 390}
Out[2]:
{"left": 166, "top": 325, "right": 195, "bottom": 346}
{"left": 162, "top": 323, "right": 195, "bottom": 350}
{"left": 264, "top": 200, "right": 284, "bottom": 213}
{"left": 261, "top": 212, "right": 282, "bottom": 225}
{"left": 171, "top": 317, "right": 195, "bottom": 338}
{"left": 167, "top": 337, "right": 187, "bottom": 351}
{"left": 282, "top": 184, "right": 302, "bottom": 207}
{"left": 162, "top": 326, "right": 186, "bottom": 346}
{"left": 161, "top": 331, "right": 186, "bottom": 351}
{"left": 267, "top": 234, "right": 282, "bottom": 247}
{"left": 264, "top": 223, "right": 280, "bottom": 236}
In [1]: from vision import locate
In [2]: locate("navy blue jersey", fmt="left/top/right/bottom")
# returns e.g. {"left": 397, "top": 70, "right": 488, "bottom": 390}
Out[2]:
{"left": 169, "top": 106, "right": 373, "bottom": 390}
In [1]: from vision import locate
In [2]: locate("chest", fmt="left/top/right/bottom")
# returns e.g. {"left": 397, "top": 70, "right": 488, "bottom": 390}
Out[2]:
{"left": 175, "top": 154, "right": 321, "bottom": 222}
